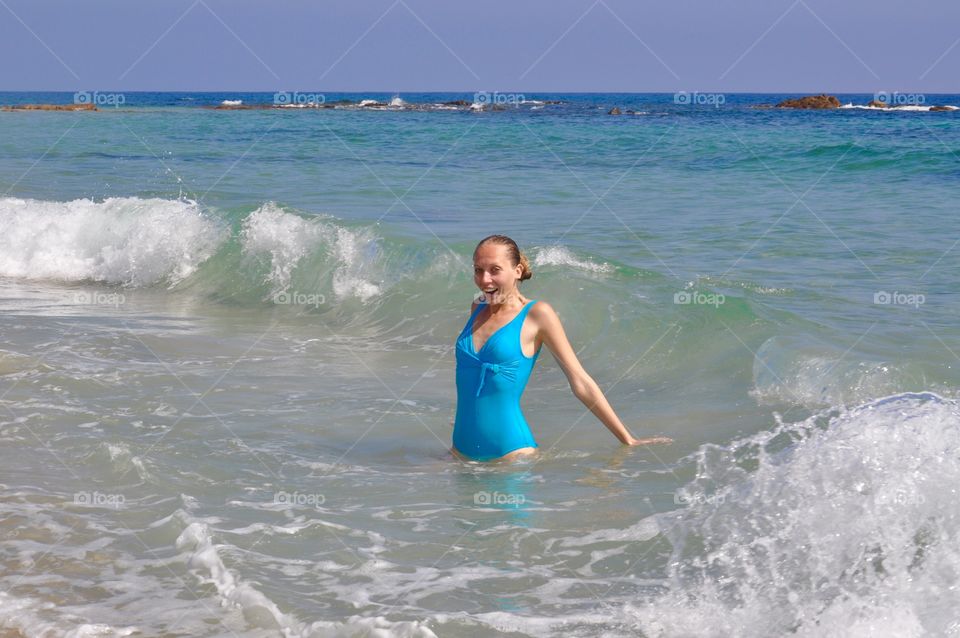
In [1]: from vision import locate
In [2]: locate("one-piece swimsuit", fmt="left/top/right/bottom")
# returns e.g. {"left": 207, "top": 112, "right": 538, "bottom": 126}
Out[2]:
{"left": 453, "top": 300, "right": 541, "bottom": 460}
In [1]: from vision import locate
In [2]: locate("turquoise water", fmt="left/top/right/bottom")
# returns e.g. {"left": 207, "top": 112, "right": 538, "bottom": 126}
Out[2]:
{"left": 1, "top": 93, "right": 959, "bottom": 636}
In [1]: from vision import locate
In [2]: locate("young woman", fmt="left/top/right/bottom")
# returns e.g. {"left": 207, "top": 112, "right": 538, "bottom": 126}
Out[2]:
{"left": 452, "top": 234, "right": 672, "bottom": 462}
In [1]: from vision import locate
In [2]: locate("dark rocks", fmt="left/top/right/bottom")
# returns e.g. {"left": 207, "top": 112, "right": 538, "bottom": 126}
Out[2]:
{"left": 2, "top": 103, "right": 97, "bottom": 111}
{"left": 608, "top": 107, "right": 621, "bottom": 115}
{"left": 775, "top": 94, "right": 841, "bottom": 109}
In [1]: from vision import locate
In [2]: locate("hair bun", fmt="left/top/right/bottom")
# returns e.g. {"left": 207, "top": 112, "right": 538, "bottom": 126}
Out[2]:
{"left": 518, "top": 252, "right": 533, "bottom": 281}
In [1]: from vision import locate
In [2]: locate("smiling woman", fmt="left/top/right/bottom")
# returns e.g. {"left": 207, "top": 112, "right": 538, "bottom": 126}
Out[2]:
{"left": 451, "top": 234, "right": 673, "bottom": 462}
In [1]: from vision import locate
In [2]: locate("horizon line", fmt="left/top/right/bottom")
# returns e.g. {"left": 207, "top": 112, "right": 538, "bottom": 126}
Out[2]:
{"left": 0, "top": 89, "right": 956, "bottom": 95}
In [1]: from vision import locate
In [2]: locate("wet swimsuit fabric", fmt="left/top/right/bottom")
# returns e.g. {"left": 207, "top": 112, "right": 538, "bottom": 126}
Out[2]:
{"left": 453, "top": 300, "right": 542, "bottom": 460}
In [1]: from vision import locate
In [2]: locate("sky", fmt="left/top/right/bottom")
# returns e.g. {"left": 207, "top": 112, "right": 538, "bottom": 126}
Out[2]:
{"left": 0, "top": 0, "right": 957, "bottom": 93}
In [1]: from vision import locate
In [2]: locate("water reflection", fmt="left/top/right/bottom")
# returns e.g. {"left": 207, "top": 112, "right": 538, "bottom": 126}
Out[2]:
{"left": 453, "top": 462, "right": 537, "bottom": 530}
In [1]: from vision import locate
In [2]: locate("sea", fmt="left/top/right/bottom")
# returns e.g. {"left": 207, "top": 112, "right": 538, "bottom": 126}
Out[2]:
{"left": 1, "top": 91, "right": 959, "bottom": 637}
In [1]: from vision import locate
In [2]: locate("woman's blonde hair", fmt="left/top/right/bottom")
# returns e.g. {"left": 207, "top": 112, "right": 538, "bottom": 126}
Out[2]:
{"left": 475, "top": 235, "right": 533, "bottom": 282}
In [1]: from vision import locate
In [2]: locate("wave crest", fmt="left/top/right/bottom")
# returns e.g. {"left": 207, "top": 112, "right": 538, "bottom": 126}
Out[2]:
{"left": 0, "top": 197, "right": 224, "bottom": 286}
{"left": 638, "top": 392, "right": 960, "bottom": 637}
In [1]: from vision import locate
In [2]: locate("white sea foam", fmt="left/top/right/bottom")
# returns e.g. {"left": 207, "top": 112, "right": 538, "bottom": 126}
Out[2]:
{"left": 240, "top": 202, "right": 382, "bottom": 301}
{"left": 176, "top": 520, "right": 301, "bottom": 632}
{"left": 241, "top": 202, "right": 323, "bottom": 288}
{"left": 531, "top": 245, "right": 613, "bottom": 273}
{"left": 636, "top": 392, "right": 960, "bottom": 637}
{"left": 221, "top": 99, "right": 243, "bottom": 106}
{"left": 0, "top": 197, "right": 223, "bottom": 286}
{"left": 175, "top": 516, "right": 438, "bottom": 637}
{"left": 0, "top": 591, "right": 139, "bottom": 637}
{"left": 840, "top": 103, "right": 958, "bottom": 112}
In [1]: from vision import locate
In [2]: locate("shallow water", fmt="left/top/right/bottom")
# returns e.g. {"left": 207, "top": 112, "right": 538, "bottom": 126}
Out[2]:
{"left": 0, "top": 92, "right": 959, "bottom": 636}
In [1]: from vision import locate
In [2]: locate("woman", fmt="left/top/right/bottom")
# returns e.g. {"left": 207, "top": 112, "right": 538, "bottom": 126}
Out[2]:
{"left": 452, "top": 234, "right": 672, "bottom": 462}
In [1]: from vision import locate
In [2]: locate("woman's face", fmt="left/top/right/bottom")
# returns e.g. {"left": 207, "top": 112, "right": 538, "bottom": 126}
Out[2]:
{"left": 473, "top": 243, "right": 522, "bottom": 304}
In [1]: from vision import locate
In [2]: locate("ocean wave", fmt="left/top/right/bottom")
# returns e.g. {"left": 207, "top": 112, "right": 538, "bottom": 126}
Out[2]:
{"left": 0, "top": 197, "right": 637, "bottom": 301}
{"left": 751, "top": 335, "right": 910, "bottom": 408}
{"left": 0, "top": 197, "right": 386, "bottom": 303}
{"left": 239, "top": 202, "right": 382, "bottom": 300}
{"left": 637, "top": 391, "right": 960, "bottom": 637}
{"left": 531, "top": 245, "right": 613, "bottom": 273}
{"left": 0, "top": 197, "right": 224, "bottom": 286}
{"left": 175, "top": 513, "right": 439, "bottom": 637}
{"left": 0, "top": 591, "right": 139, "bottom": 637}
{"left": 0, "top": 196, "right": 785, "bottom": 364}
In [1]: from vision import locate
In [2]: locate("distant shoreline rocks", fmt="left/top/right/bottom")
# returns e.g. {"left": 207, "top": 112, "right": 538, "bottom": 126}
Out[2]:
{"left": 2, "top": 103, "right": 98, "bottom": 111}
{"left": 2, "top": 96, "right": 955, "bottom": 115}
{"left": 771, "top": 94, "right": 957, "bottom": 112}
{"left": 775, "top": 94, "right": 841, "bottom": 109}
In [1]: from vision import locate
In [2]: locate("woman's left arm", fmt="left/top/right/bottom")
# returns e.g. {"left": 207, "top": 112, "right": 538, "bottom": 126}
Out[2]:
{"left": 533, "top": 302, "right": 671, "bottom": 446}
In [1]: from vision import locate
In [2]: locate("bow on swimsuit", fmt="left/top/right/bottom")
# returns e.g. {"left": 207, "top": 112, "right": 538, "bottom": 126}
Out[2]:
{"left": 453, "top": 300, "right": 542, "bottom": 461}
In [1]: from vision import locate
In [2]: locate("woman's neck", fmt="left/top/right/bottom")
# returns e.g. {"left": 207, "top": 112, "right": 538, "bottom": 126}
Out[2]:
{"left": 485, "top": 292, "right": 525, "bottom": 313}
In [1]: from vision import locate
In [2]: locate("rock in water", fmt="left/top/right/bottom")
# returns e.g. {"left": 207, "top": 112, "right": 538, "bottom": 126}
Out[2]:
{"left": 775, "top": 94, "right": 841, "bottom": 109}
{"left": 2, "top": 103, "right": 98, "bottom": 111}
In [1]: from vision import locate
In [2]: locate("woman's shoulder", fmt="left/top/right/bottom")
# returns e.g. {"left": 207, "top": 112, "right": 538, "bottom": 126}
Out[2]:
{"left": 528, "top": 299, "right": 558, "bottom": 320}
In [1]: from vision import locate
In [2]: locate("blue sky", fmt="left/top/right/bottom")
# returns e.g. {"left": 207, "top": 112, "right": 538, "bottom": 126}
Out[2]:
{"left": 1, "top": 0, "right": 957, "bottom": 92}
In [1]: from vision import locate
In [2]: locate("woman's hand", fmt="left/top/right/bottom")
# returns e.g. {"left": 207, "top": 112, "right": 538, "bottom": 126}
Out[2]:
{"left": 626, "top": 435, "right": 673, "bottom": 446}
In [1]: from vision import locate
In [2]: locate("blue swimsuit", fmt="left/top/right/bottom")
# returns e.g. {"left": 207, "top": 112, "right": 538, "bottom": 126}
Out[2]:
{"left": 453, "top": 300, "right": 542, "bottom": 460}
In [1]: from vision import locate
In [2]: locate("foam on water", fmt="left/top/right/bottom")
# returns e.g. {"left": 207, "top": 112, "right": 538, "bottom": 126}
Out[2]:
{"left": 0, "top": 197, "right": 223, "bottom": 286}
{"left": 0, "top": 197, "right": 388, "bottom": 303}
{"left": 840, "top": 103, "right": 959, "bottom": 112}
{"left": 636, "top": 392, "right": 960, "bottom": 637}
{"left": 531, "top": 246, "right": 613, "bottom": 274}
{"left": 175, "top": 515, "right": 439, "bottom": 637}
{"left": 0, "top": 591, "right": 139, "bottom": 637}
{"left": 240, "top": 202, "right": 383, "bottom": 300}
